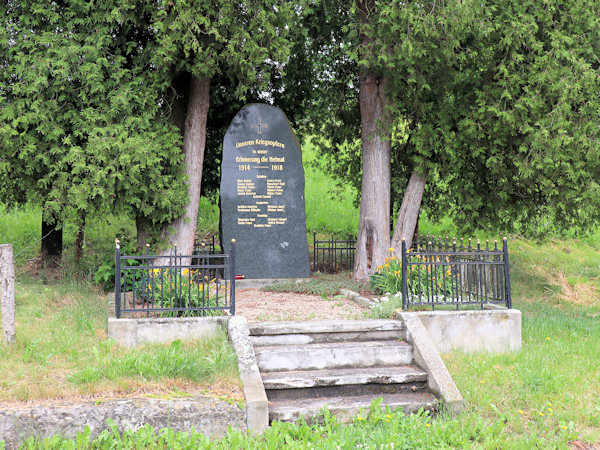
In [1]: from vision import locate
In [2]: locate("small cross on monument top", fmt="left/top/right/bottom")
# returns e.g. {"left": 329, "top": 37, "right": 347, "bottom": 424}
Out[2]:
{"left": 251, "top": 117, "right": 268, "bottom": 135}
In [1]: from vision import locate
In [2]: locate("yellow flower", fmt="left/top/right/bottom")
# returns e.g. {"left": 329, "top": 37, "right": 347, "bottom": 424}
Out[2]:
{"left": 394, "top": 270, "right": 401, "bottom": 276}
{"left": 425, "top": 424, "right": 430, "bottom": 428}
{"left": 377, "top": 265, "right": 383, "bottom": 270}
{"left": 386, "top": 414, "right": 391, "bottom": 419}
{"left": 152, "top": 268, "right": 160, "bottom": 274}
{"left": 518, "top": 410, "right": 524, "bottom": 415}
{"left": 384, "top": 263, "right": 390, "bottom": 268}
{"left": 479, "top": 380, "right": 485, "bottom": 384}
{"left": 546, "top": 337, "right": 550, "bottom": 341}
{"left": 539, "top": 412, "right": 545, "bottom": 416}
{"left": 182, "top": 268, "right": 190, "bottom": 277}
{"left": 547, "top": 403, "right": 553, "bottom": 406}
{"left": 548, "top": 408, "right": 553, "bottom": 412}
{"left": 389, "top": 247, "right": 395, "bottom": 253}
{"left": 357, "top": 416, "right": 363, "bottom": 421}
{"left": 561, "top": 425, "right": 567, "bottom": 430}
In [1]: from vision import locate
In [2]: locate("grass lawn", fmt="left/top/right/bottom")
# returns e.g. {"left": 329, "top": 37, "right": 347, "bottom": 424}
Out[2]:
{"left": 0, "top": 275, "right": 240, "bottom": 403}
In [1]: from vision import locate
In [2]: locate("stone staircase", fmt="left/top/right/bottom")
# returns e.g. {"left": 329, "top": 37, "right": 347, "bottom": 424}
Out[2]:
{"left": 248, "top": 320, "right": 439, "bottom": 423}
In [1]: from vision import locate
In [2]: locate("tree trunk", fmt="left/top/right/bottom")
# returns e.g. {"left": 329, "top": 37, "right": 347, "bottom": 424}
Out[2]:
{"left": 0, "top": 244, "right": 15, "bottom": 344}
{"left": 136, "top": 216, "right": 152, "bottom": 251}
{"left": 41, "top": 216, "right": 62, "bottom": 266}
{"left": 159, "top": 75, "right": 211, "bottom": 265}
{"left": 353, "top": 73, "right": 392, "bottom": 282}
{"left": 391, "top": 169, "right": 427, "bottom": 253}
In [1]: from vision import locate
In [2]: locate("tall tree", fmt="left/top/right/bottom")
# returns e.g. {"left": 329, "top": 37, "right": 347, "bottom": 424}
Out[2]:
{"left": 298, "top": 0, "right": 600, "bottom": 278}
{"left": 0, "top": 1, "right": 188, "bottom": 263}
{"left": 151, "top": 0, "right": 294, "bottom": 259}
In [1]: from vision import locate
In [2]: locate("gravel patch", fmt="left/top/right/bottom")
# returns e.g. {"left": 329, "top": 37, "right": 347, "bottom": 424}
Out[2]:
{"left": 235, "top": 288, "right": 368, "bottom": 322}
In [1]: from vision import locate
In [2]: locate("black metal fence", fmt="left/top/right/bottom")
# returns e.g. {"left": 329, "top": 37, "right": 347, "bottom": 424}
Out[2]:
{"left": 114, "top": 239, "right": 236, "bottom": 319}
{"left": 193, "top": 236, "right": 217, "bottom": 255}
{"left": 400, "top": 237, "right": 511, "bottom": 310}
{"left": 312, "top": 231, "right": 356, "bottom": 273}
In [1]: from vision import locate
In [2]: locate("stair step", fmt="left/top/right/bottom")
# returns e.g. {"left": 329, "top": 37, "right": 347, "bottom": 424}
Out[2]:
{"left": 249, "top": 319, "right": 404, "bottom": 336}
{"left": 249, "top": 329, "right": 403, "bottom": 346}
{"left": 262, "top": 365, "right": 428, "bottom": 390}
{"left": 255, "top": 340, "right": 413, "bottom": 372}
{"left": 268, "top": 392, "right": 437, "bottom": 423}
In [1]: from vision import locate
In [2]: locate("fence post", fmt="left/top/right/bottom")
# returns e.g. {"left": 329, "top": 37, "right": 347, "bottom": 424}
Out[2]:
{"left": 230, "top": 239, "right": 236, "bottom": 315}
{"left": 115, "top": 239, "right": 121, "bottom": 319}
{"left": 1, "top": 244, "right": 15, "bottom": 344}
{"left": 313, "top": 230, "right": 316, "bottom": 272}
{"left": 503, "top": 237, "right": 512, "bottom": 309}
{"left": 401, "top": 239, "right": 408, "bottom": 310}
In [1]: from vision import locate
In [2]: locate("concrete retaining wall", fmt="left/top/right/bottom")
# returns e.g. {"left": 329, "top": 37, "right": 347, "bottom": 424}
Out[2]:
{"left": 0, "top": 395, "right": 245, "bottom": 448}
{"left": 414, "top": 309, "right": 521, "bottom": 353}
{"left": 107, "top": 316, "right": 227, "bottom": 347}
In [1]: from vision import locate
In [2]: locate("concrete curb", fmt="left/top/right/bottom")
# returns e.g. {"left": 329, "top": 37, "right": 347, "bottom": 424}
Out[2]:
{"left": 340, "top": 289, "right": 376, "bottom": 309}
{"left": 107, "top": 316, "right": 226, "bottom": 347}
{"left": 396, "top": 312, "right": 464, "bottom": 415}
{"left": 227, "top": 316, "right": 269, "bottom": 434}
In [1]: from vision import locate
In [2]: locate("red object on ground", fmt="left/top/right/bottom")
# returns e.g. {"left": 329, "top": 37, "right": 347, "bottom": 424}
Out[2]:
{"left": 235, "top": 275, "right": 245, "bottom": 280}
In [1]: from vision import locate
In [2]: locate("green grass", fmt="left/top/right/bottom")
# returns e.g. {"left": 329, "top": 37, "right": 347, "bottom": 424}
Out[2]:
{"left": 0, "top": 203, "right": 40, "bottom": 264}
{"left": 0, "top": 277, "right": 240, "bottom": 401}
{"left": 263, "top": 271, "right": 367, "bottom": 297}
{"left": 303, "top": 140, "right": 359, "bottom": 235}
{"left": 69, "top": 331, "right": 237, "bottom": 386}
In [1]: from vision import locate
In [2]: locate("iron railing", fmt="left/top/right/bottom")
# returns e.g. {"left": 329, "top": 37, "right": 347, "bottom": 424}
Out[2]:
{"left": 400, "top": 237, "right": 511, "bottom": 310}
{"left": 114, "top": 239, "right": 236, "bottom": 319}
{"left": 312, "top": 231, "right": 356, "bottom": 273}
{"left": 193, "top": 236, "right": 217, "bottom": 255}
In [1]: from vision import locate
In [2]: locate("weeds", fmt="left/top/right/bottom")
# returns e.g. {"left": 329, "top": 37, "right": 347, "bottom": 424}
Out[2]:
{"left": 19, "top": 401, "right": 561, "bottom": 448}
{"left": 264, "top": 272, "right": 366, "bottom": 297}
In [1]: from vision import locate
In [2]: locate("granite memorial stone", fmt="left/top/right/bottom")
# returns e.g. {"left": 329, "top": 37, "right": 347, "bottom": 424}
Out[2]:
{"left": 220, "top": 104, "right": 310, "bottom": 279}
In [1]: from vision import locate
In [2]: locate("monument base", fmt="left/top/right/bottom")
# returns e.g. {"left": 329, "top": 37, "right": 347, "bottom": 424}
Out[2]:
{"left": 234, "top": 278, "right": 308, "bottom": 290}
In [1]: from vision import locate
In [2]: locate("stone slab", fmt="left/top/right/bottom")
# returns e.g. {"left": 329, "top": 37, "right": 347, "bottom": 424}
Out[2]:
{"left": 261, "top": 365, "right": 428, "bottom": 390}
{"left": 340, "top": 288, "right": 377, "bottom": 309}
{"left": 227, "top": 316, "right": 269, "bottom": 434}
{"left": 249, "top": 329, "right": 402, "bottom": 346}
{"left": 397, "top": 312, "right": 464, "bottom": 415}
{"left": 414, "top": 309, "right": 522, "bottom": 353}
{"left": 255, "top": 340, "right": 413, "bottom": 372}
{"left": 268, "top": 392, "right": 437, "bottom": 423}
{"left": 220, "top": 104, "right": 310, "bottom": 279}
{"left": 248, "top": 319, "right": 405, "bottom": 336}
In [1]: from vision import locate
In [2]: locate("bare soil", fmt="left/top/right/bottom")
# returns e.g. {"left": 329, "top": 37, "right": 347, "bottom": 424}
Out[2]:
{"left": 235, "top": 288, "right": 368, "bottom": 322}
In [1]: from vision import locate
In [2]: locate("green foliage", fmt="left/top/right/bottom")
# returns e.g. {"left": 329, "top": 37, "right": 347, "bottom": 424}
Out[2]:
{"left": 290, "top": 0, "right": 600, "bottom": 236}
{"left": 369, "top": 248, "right": 403, "bottom": 294}
{"left": 133, "top": 268, "right": 227, "bottom": 317}
{"left": 0, "top": 1, "right": 188, "bottom": 230}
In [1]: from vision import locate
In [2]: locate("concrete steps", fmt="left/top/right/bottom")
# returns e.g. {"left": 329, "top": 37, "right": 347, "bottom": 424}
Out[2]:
{"left": 249, "top": 320, "right": 439, "bottom": 424}
{"left": 268, "top": 392, "right": 437, "bottom": 423}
